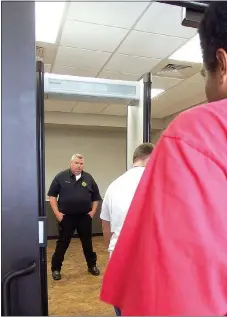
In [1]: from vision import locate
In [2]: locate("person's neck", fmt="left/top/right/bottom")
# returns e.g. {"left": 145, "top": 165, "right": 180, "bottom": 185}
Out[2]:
{"left": 132, "top": 160, "right": 146, "bottom": 168}
{"left": 71, "top": 170, "right": 82, "bottom": 176}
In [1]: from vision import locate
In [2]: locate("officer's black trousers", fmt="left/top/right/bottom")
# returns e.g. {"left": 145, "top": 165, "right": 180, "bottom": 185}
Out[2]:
{"left": 51, "top": 214, "right": 97, "bottom": 271}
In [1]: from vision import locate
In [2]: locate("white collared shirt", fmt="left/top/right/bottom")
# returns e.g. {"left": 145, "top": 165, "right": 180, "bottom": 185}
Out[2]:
{"left": 76, "top": 174, "right": 81, "bottom": 181}
{"left": 100, "top": 167, "right": 145, "bottom": 253}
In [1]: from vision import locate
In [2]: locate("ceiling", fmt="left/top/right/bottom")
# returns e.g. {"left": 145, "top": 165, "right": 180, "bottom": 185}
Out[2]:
{"left": 37, "top": 0, "right": 206, "bottom": 124}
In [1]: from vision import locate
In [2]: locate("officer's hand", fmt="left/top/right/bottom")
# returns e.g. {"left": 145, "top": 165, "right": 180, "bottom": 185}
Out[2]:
{"left": 88, "top": 211, "right": 95, "bottom": 219}
{"left": 56, "top": 212, "right": 64, "bottom": 223}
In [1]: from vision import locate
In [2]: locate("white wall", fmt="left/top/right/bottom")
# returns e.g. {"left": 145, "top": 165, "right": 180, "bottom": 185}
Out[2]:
{"left": 45, "top": 125, "right": 126, "bottom": 198}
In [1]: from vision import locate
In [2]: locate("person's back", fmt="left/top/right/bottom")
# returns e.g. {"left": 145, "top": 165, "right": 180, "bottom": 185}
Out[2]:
{"left": 100, "top": 143, "right": 154, "bottom": 255}
{"left": 101, "top": 167, "right": 145, "bottom": 253}
{"left": 100, "top": 2, "right": 227, "bottom": 315}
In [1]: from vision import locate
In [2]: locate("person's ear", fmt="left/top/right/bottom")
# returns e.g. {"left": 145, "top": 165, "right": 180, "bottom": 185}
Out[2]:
{"left": 216, "top": 48, "right": 227, "bottom": 84}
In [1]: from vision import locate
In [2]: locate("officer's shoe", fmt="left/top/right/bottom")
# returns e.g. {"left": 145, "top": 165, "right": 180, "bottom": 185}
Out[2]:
{"left": 52, "top": 270, "right": 61, "bottom": 281}
{"left": 88, "top": 266, "right": 100, "bottom": 276}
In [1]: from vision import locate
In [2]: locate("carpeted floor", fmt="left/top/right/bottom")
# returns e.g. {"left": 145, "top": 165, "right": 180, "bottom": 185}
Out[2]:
{"left": 47, "top": 237, "right": 114, "bottom": 316}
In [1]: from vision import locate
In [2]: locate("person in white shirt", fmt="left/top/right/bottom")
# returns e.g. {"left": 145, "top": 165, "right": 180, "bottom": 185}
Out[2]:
{"left": 100, "top": 143, "right": 154, "bottom": 256}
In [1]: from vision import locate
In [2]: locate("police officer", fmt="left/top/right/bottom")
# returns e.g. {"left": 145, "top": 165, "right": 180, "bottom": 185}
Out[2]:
{"left": 48, "top": 153, "right": 101, "bottom": 280}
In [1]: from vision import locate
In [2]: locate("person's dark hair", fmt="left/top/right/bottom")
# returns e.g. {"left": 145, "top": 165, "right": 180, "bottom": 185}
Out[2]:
{"left": 133, "top": 143, "right": 154, "bottom": 163}
{"left": 198, "top": 2, "right": 227, "bottom": 72}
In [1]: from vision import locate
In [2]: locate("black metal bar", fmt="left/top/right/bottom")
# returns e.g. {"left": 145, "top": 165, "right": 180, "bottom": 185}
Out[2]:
{"left": 2, "top": 262, "right": 36, "bottom": 316}
{"left": 157, "top": 1, "right": 209, "bottom": 13}
{"left": 143, "top": 73, "right": 152, "bottom": 143}
{"left": 36, "top": 60, "right": 49, "bottom": 316}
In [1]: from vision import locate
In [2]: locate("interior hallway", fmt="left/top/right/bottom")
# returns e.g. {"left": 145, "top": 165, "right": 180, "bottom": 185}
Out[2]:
{"left": 47, "top": 237, "right": 114, "bottom": 316}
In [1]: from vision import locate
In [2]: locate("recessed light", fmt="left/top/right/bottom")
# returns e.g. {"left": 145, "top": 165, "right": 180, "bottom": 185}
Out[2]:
{"left": 151, "top": 88, "right": 165, "bottom": 99}
{"left": 35, "top": 2, "right": 65, "bottom": 44}
{"left": 169, "top": 34, "right": 203, "bottom": 64}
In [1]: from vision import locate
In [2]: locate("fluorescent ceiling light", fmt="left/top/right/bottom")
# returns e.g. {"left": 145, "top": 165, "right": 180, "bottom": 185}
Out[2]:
{"left": 169, "top": 34, "right": 203, "bottom": 64}
{"left": 35, "top": 2, "right": 65, "bottom": 44}
{"left": 151, "top": 88, "right": 165, "bottom": 99}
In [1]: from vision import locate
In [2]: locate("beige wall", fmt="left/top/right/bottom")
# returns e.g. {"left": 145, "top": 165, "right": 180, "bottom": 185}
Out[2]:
{"left": 151, "top": 112, "right": 180, "bottom": 144}
{"left": 151, "top": 130, "right": 163, "bottom": 144}
{"left": 45, "top": 125, "right": 126, "bottom": 198}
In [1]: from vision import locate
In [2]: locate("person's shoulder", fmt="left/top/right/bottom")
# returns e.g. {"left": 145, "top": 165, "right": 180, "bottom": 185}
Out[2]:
{"left": 83, "top": 171, "right": 93, "bottom": 180}
{"left": 164, "top": 99, "right": 227, "bottom": 147}
{"left": 55, "top": 169, "right": 69, "bottom": 180}
{"left": 106, "top": 172, "right": 127, "bottom": 193}
{"left": 107, "top": 176, "right": 121, "bottom": 192}
{"left": 111, "top": 169, "right": 142, "bottom": 188}
{"left": 114, "top": 170, "right": 130, "bottom": 183}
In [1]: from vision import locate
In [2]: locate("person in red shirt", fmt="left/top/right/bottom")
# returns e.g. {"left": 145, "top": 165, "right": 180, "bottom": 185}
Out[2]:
{"left": 100, "top": 2, "right": 227, "bottom": 316}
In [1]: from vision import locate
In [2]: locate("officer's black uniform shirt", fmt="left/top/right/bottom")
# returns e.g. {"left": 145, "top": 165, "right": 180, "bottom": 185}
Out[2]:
{"left": 48, "top": 169, "right": 101, "bottom": 215}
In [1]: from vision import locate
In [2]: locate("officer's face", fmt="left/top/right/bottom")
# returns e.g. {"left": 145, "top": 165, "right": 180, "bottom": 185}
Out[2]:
{"left": 70, "top": 157, "right": 84, "bottom": 175}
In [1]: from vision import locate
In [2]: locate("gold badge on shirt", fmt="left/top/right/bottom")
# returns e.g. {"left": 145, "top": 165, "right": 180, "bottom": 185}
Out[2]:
{"left": 82, "top": 181, "right": 87, "bottom": 187}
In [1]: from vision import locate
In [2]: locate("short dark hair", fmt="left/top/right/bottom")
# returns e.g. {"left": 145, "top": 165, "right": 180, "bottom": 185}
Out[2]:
{"left": 133, "top": 143, "right": 154, "bottom": 163}
{"left": 198, "top": 2, "right": 227, "bottom": 72}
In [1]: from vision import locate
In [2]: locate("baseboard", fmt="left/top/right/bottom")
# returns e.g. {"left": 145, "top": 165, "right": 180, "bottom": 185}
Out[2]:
{"left": 47, "top": 233, "right": 103, "bottom": 240}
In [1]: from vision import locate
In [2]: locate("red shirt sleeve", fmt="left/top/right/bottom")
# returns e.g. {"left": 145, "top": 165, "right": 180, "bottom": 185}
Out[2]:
{"left": 100, "top": 135, "right": 227, "bottom": 316}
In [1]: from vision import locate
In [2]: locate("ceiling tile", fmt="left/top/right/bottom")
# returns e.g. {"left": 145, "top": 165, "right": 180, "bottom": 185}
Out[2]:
{"left": 101, "top": 104, "right": 127, "bottom": 116}
{"left": 98, "top": 70, "right": 140, "bottom": 81}
{"left": 152, "top": 76, "right": 183, "bottom": 90}
{"left": 151, "top": 93, "right": 174, "bottom": 115}
{"left": 151, "top": 58, "right": 202, "bottom": 82}
{"left": 60, "top": 20, "right": 128, "bottom": 53}
{"left": 54, "top": 46, "right": 111, "bottom": 69}
{"left": 135, "top": 2, "right": 196, "bottom": 39}
{"left": 72, "top": 102, "right": 107, "bottom": 114}
{"left": 104, "top": 53, "right": 160, "bottom": 75}
{"left": 157, "top": 77, "right": 205, "bottom": 106}
{"left": 151, "top": 96, "right": 175, "bottom": 117}
{"left": 45, "top": 100, "right": 75, "bottom": 112}
{"left": 52, "top": 65, "right": 99, "bottom": 77}
{"left": 157, "top": 92, "right": 206, "bottom": 118}
{"left": 118, "top": 31, "right": 187, "bottom": 59}
{"left": 175, "top": 92, "right": 206, "bottom": 111}
{"left": 190, "top": 72, "right": 204, "bottom": 82}
{"left": 67, "top": 1, "right": 149, "bottom": 29}
{"left": 99, "top": 71, "right": 183, "bottom": 87}
{"left": 151, "top": 77, "right": 205, "bottom": 118}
